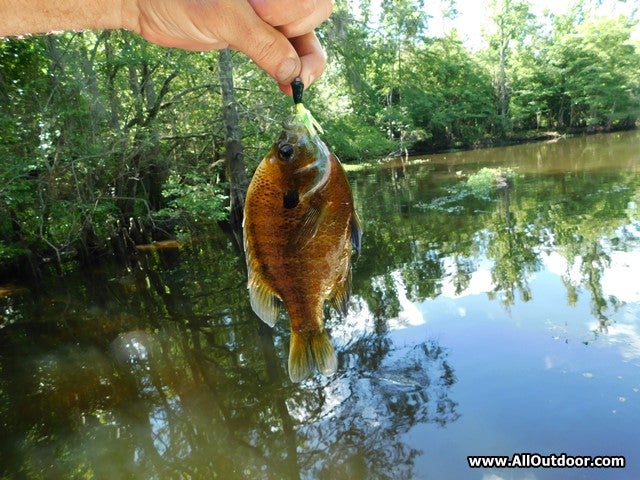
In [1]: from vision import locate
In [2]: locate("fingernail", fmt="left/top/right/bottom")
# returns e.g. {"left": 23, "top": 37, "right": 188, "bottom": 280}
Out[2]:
{"left": 276, "top": 56, "right": 298, "bottom": 83}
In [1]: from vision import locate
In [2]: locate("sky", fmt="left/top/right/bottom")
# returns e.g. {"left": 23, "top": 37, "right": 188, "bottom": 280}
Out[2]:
{"left": 436, "top": 0, "right": 639, "bottom": 49}
{"left": 353, "top": 0, "right": 640, "bottom": 50}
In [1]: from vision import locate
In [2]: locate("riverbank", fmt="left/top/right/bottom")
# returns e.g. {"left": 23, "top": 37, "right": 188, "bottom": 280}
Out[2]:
{"left": 403, "top": 124, "right": 638, "bottom": 158}
{"left": 2, "top": 127, "right": 638, "bottom": 282}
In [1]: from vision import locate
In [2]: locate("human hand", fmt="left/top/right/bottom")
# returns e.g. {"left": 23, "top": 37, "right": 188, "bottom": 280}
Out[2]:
{"left": 125, "top": 0, "right": 333, "bottom": 94}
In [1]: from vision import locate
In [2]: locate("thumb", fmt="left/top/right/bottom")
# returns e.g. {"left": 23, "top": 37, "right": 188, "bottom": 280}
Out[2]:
{"left": 227, "top": 21, "right": 301, "bottom": 85}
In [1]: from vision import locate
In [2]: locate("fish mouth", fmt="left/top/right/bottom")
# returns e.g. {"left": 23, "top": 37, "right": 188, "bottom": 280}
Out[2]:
{"left": 282, "top": 114, "right": 323, "bottom": 142}
{"left": 282, "top": 115, "right": 307, "bottom": 134}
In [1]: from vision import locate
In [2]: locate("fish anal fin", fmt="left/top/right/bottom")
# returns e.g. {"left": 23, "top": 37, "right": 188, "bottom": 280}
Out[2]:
{"left": 288, "top": 330, "right": 337, "bottom": 382}
{"left": 330, "top": 267, "right": 352, "bottom": 316}
{"left": 248, "top": 280, "right": 281, "bottom": 327}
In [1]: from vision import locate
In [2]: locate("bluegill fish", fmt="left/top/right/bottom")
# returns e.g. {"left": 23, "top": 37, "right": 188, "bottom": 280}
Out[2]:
{"left": 243, "top": 86, "right": 361, "bottom": 382}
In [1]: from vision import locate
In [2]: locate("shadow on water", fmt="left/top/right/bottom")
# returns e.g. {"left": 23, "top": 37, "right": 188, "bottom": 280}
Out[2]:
{"left": 1, "top": 130, "right": 640, "bottom": 479}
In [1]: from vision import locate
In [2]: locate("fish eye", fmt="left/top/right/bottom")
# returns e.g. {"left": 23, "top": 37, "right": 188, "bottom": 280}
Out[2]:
{"left": 278, "top": 143, "right": 295, "bottom": 161}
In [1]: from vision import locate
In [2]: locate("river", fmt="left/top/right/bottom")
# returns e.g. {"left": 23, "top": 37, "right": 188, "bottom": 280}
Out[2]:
{"left": 1, "top": 130, "right": 639, "bottom": 479}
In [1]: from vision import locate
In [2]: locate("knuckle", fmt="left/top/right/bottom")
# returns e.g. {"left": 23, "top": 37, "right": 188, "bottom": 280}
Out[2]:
{"left": 299, "top": 0, "right": 316, "bottom": 17}
{"left": 251, "top": 34, "right": 282, "bottom": 64}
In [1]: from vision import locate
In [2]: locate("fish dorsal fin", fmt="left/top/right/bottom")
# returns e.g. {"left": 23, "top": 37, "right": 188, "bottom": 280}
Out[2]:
{"left": 351, "top": 211, "right": 363, "bottom": 256}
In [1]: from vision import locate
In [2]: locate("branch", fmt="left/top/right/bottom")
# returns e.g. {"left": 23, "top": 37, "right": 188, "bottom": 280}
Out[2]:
{"left": 145, "top": 71, "right": 179, "bottom": 124}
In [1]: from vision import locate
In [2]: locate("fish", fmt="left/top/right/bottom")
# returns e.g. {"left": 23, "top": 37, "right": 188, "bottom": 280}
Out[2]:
{"left": 243, "top": 85, "right": 361, "bottom": 382}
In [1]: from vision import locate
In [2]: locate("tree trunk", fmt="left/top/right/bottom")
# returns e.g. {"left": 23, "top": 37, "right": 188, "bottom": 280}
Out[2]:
{"left": 498, "top": 40, "right": 508, "bottom": 120}
{"left": 217, "top": 48, "right": 248, "bottom": 252}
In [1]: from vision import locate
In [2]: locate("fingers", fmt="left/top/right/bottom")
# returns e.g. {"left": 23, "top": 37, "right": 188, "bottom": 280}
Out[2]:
{"left": 248, "top": 0, "right": 318, "bottom": 26}
{"left": 249, "top": 0, "right": 333, "bottom": 38}
{"left": 133, "top": 0, "right": 332, "bottom": 92}
{"left": 278, "top": 32, "right": 327, "bottom": 95}
{"left": 220, "top": 9, "right": 302, "bottom": 85}
{"left": 226, "top": 2, "right": 329, "bottom": 91}
{"left": 280, "top": 0, "right": 333, "bottom": 40}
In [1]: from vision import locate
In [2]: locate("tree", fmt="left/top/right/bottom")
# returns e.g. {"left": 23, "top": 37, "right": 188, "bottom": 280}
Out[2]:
{"left": 217, "top": 48, "right": 248, "bottom": 252}
{"left": 484, "top": 0, "right": 536, "bottom": 133}
{"left": 509, "top": 7, "right": 640, "bottom": 131}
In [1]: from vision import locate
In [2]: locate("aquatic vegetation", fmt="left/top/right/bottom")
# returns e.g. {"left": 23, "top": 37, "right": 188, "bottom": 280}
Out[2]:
{"left": 417, "top": 167, "right": 520, "bottom": 213}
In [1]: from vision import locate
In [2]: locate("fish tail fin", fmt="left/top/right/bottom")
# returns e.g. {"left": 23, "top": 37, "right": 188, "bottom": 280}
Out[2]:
{"left": 311, "top": 330, "right": 338, "bottom": 377}
{"left": 288, "top": 330, "right": 337, "bottom": 383}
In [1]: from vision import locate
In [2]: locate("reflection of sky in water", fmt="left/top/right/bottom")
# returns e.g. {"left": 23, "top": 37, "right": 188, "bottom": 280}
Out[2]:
{"left": 340, "top": 222, "right": 640, "bottom": 479}
{"left": 3, "top": 132, "right": 640, "bottom": 479}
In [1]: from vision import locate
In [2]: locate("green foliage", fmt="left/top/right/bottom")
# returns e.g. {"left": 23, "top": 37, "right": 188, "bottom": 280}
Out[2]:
{"left": 0, "top": 241, "right": 28, "bottom": 262}
{"left": 0, "top": 32, "right": 251, "bottom": 266}
{"left": 466, "top": 167, "right": 518, "bottom": 199}
{"left": 402, "top": 35, "right": 499, "bottom": 150}
{"left": 156, "top": 172, "right": 228, "bottom": 224}
{"left": 509, "top": 13, "right": 640, "bottom": 130}
{"left": 324, "top": 114, "right": 396, "bottom": 161}
{"left": 1, "top": 0, "right": 639, "bottom": 269}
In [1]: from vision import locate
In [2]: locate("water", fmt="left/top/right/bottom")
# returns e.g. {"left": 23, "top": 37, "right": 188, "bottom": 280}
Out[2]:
{"left": 1, "top": 131, "right": 639, "bottom": 479}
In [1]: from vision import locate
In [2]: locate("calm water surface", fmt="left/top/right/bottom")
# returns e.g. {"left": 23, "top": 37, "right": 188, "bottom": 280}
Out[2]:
{"left": 1, "top": 131, "right": 640, "bottom": 479}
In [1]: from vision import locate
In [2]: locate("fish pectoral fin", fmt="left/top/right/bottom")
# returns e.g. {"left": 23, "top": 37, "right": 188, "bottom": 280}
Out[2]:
{"left": 295, "top": 204, "right": 327, "bottom": 247}
{"left": 330, "top": 267, "right": 352, "bottom": 316}
{"left": 288, "top": 329, "right": 337, "bottom": 382}
{"left": 248, "top": 280, "right": 282, "bottom": 327}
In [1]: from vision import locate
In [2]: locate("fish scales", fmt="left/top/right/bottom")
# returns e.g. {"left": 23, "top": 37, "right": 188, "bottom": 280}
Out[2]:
{"left": 243, "top": 116, "right": 361, "bottom": 382}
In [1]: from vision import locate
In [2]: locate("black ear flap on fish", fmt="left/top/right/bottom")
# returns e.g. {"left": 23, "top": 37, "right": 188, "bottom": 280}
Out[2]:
{"left": 283, "top": 190, "right": 299, "bottom": 209}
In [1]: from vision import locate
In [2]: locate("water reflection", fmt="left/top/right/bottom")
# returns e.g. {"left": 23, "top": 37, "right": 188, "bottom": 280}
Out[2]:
{"left": 0, "top": 239, "right": 456, "bottom": 479}
{"left": 354, "top": 132, "right": 640, "bottom": 321}
{"left": 1, "top": 130, "right": 639, "bottom": 479}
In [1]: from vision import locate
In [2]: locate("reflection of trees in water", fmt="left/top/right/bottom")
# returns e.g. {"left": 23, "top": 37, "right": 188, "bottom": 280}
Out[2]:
{"left": 486, "top": 177, "right": 540, "bottom": 306}
{"left": 353, "top": 151, "right": 640, "bottom": 322}
{"left": 546, "top": 178, "right": 638, "bottom": 330}
{"left": 3, "top": 136, "right": 640, "bottom": 478}
{"left": 298, "top": 292, "right": 459, "bottom": 479}
{"left": 0, "top": 239, "right": 459, "bottom": 479}
{"left": 559, "top": 240, "right": 625, "bottom": 334}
